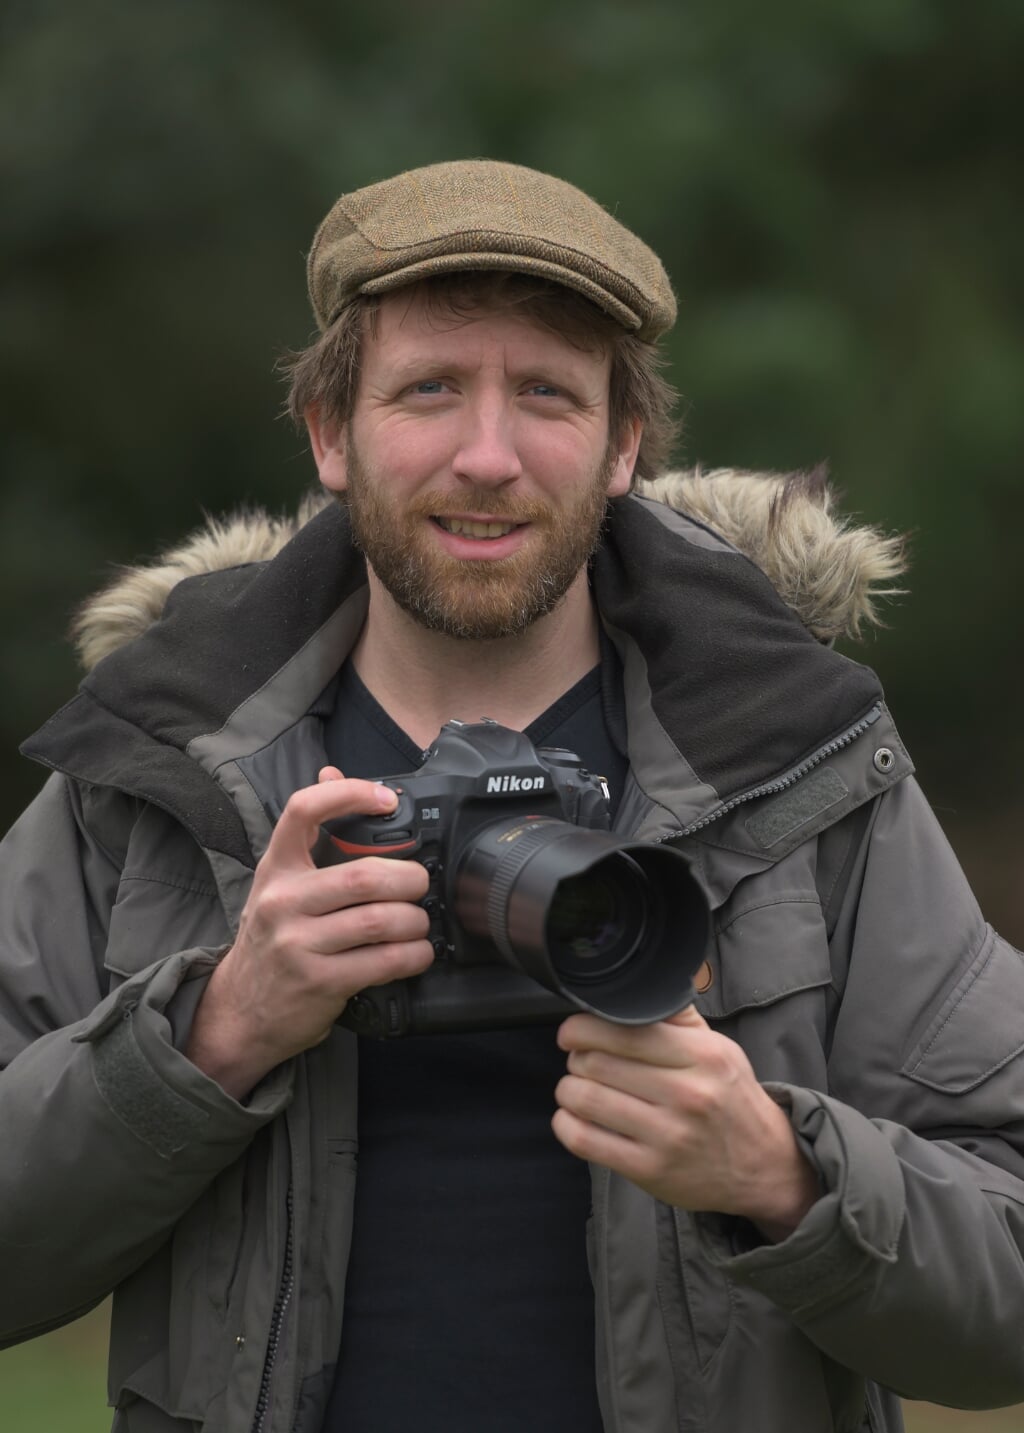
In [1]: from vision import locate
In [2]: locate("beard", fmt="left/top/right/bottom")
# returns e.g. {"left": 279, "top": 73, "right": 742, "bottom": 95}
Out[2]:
{"left": 340, "top": 441, "right": 617, "bottom": 641}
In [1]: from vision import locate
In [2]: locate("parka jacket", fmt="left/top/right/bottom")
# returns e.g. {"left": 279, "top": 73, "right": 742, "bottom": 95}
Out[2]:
{"left": 3, "top": 473, "right": 1024, "bottom": 1433}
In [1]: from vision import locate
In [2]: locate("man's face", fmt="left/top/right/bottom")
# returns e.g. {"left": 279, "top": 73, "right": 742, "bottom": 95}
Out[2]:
{"left": 310, "top": 288, "right": 640, "bottom": 640}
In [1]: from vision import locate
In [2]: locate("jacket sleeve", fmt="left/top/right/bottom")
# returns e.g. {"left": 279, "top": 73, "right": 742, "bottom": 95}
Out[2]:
{"left": 0, "top": 773, "right": 292, "bottom": 1348}
{"left": 698, "top": 775, "right": 1024, "bottom": 1408}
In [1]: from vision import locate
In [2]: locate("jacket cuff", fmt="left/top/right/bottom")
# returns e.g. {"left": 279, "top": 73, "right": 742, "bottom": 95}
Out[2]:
{"left": 72, "top": 949, "right": 293, "bottom": 1160}
{"left": 694, "top": 1084, "right": 906, "bottom": 1316}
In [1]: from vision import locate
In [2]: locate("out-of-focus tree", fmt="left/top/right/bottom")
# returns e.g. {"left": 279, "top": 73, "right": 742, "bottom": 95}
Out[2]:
{"left": 2, "top": 0, "right": 1021, "bottom": 925}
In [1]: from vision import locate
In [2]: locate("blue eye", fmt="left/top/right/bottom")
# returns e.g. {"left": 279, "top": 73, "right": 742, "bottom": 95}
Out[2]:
{"left": 413, "top": 380, "right": 447, "bottom": 395}
{"left": 528, "top": 384, "right": 561, "bottom": 398}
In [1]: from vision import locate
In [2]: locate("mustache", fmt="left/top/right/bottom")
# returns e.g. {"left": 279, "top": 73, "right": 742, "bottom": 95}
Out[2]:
{"left": 407, "top": 491, "right": 553, "bottom": 523}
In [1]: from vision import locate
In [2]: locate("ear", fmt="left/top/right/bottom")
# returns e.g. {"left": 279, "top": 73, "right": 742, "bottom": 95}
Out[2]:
{"left": 606, "top": 418, "right": 643, "bottom": 498}
{"left": 305, "top": 408, "right": 348, "bottom": 494}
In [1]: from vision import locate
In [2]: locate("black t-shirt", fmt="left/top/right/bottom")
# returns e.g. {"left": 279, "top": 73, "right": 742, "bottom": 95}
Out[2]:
{"left": 321, "top": 657, "right": 627, "bottom": 1433}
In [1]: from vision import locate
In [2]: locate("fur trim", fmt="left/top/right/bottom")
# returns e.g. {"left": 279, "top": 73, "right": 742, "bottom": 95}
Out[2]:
{"left": 70, "top": 491, "right": 328, "bottom": 673}
{"left": 71, "top": 470, "right": 906, "bottom": 671}
{"left": 641, "top": 465, "right": 906, "bottom": 643}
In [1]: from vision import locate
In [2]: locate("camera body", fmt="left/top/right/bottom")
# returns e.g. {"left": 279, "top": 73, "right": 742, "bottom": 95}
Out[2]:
{"left": 315, "top": 720, "right": 707, "bottom": 1038}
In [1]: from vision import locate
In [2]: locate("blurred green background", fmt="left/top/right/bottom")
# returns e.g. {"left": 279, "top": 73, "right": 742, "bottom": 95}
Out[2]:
{"left": 2, "top": 0, "right": 1022, "bottom": 1427}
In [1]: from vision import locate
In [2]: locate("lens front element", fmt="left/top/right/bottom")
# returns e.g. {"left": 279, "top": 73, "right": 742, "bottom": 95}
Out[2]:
{"left": 545, "top": 854, "right": 649, "bottom": 982}
{"left": 453, "top": 818, "right": 706, "bottom": 1024}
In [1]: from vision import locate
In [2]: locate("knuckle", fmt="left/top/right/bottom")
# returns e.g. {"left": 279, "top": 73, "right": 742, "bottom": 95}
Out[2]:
{"left": 353, "top": 904, "right": 388, "bottom": 944}
{"left": 569, "top": 1076, "right": 604, "bottom": 1121}
{"left": 409, "top": 906, "right": 431, "bottom": 939}
{"left": 575, "top": 1122, "right": 608, "bottom": 1163}
{"left": 341, "top": 861, "right": 378, "bottom": 902}
{"left": 706, "top": 1031, "right": 742, "bottom": 1074}
{"left": 677, "top": 1078, "right": 717, "bottom": 1120}
{"left": 566, "top": 1049, "right": 591, "bottom": 1078}
{"left": 284, "top": 786, "right": 319, "bottom": 823}
{"left": 638, "top": 1145, "right": 668, "bottom": 1183}
{"left": 374, "top": 940, "right": 430, "bottom": 981}
{"left": 588, "top": 1051, "right": 613, "bottom": 1082}
{"left": 408, "top": 862, "right": 431, "bottom": 897}
{"left": 368, "top": 855, "right": 424, "bottom": 894}
{"left": 555, "top": 1110, "right": 592, "bottom": 1157}
{"left": 252, "top": 883, "right": 292, "bottom": 926}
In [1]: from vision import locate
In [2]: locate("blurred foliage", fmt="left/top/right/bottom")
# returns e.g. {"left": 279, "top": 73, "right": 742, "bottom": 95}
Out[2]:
{"left": 2, "top": 0, "right": 1023, "bottom": 935}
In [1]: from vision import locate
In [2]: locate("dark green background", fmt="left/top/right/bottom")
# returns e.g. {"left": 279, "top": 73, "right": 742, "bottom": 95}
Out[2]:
{"left": 2, "top": 5, "right": 1023, "bottom": 1425}
{"left": 6, "top": 3, "right": 1022, "bottom": 933}
{"left": 4, "top": 1, "right": 1022, "bottom": 941}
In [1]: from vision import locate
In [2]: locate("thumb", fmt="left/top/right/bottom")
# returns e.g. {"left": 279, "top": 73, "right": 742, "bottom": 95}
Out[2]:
{"left": 665, "top": 1001, "right": 707, "bottom": 1030}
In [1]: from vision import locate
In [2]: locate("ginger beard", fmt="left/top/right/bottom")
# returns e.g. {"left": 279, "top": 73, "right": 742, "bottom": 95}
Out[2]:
{"left": 341, "top": 438, "right": 618, "bottom": 641}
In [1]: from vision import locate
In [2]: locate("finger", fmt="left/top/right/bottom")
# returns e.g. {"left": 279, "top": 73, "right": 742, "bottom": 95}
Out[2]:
{"left": 565, "top": 1047, "right": 677, "bottom": 1104}
{"left": 557, "top": 1013, "right": 709, "bottom": 1068}
{"left": 555, "top": 1073, "right": 667, "bottom": 1144}
{"left": 318, "top": 765, "right": 345, "bottom": 783}
{"left": 665, "top": 1003, "right": 708, "bottom": 1031}
{"left": 296, "top": 856, "right": 431, "bottom": 917}
{"left": 551, "top": 1107, "right": 660, "bottom": 1184}
{"left": 307, "top": 897, "right": 431, "bottom": 954}
{"left": 318, "top": 938, "right": 436, "bottom": 998}
{"left": 270, "top": 778, "right": 398, "bottom": 868}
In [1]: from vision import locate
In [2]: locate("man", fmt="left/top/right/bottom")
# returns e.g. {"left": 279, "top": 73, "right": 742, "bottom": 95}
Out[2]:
{"left": 2, "top": 159, "right": 1023, "bottom": 1432}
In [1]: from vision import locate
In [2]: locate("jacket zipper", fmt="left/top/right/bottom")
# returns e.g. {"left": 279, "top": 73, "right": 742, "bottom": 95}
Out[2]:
{"left": 252, "top": 1184, "right": 295, "bottom": 1433}
{"left": 676, "top": 703, "right": 883, "bottom": 837}
{"left": 248, "top": 705, "right": 881, "bottom": 1431}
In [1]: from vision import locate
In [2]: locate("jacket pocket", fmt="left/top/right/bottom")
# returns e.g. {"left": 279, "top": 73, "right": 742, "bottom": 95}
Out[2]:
{"left": 902, "top": 927, "right": 1024, "bottom": 1092}
{"left": 103, "top": 807, "right": 231, "bottom": 980}
{"left": 160, "top": 1136, "right": 272, "bottom": 1410}
{"left": 656, "top": 1203, "right": 734, "bottom": 1385}
{"left": 203, "top": 1159, "right": 248, "bottom": 1315}
{"left": 104, "top": 872, "right": 228, "bottom": 980}
{"left": 819, "top": 1359, "right": 902, "bottom": 1433}
{"left": 112, "top": 1395, "right": 200, "bottom": 1432}
{"left": 696, "top": 892, "right": 834, "bottom": 1088}
{"left": 819, "top": 1352, "right": 871, "bottom": 1432}
{"left": 698, "top": 893, "right": 831, "bottom": 1020}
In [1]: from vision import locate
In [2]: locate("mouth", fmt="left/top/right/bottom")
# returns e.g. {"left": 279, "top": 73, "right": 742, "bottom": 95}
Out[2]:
{"left": 432, "top": 516, "right": 523, "bottom": 540}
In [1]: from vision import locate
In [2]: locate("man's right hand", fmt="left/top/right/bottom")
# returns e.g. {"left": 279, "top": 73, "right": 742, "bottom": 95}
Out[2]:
{"left": 185, "top": 767, "right": 433, "bottom": 1099}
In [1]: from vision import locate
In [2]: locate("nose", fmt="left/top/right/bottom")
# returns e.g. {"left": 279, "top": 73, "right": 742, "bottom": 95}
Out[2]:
{"left": 450, "top": 397, "right": 523, "bottom": 488}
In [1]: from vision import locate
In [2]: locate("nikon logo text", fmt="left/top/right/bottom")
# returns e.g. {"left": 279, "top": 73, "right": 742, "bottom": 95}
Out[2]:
{"left": 486, "top": 775, "right": 546, "bottom": 793}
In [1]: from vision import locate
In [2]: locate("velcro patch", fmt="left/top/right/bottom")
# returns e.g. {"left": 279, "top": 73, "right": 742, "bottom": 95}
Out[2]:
{"left": 91, "top": 1011, "right": 210, "bottom": 1159}
{"left": 744, "top": 767, "right": 848, "bottom": 849}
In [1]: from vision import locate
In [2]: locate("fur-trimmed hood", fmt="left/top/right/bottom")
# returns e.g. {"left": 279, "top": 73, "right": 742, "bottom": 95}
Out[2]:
{"left": 30, "top": 474, "right": 894, "bottom": 868}
{"left": 72, "top": 467, "right": 905, "bottom": 672}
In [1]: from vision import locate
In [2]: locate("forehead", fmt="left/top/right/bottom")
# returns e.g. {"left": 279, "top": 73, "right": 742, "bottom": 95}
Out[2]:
{"left": 361, "top": 287, "right": 613, "bottom": 380}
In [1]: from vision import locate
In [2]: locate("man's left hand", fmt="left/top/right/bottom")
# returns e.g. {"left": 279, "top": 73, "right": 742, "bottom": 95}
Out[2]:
{"left": 552, "top": 1006, "right": 821, "bottom": 1242}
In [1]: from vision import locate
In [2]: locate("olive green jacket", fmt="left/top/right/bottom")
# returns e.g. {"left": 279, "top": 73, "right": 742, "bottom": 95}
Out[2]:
{"left": 3, "top": 478, "right": 1024, "bottom": 1432}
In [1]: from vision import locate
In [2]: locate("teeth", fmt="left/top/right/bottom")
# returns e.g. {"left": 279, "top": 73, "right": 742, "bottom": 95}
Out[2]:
{"left": 438, "top": 518, "right": 516, "bottom": 539}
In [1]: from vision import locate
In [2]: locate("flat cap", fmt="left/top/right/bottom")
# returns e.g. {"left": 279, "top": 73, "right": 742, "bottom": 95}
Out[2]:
{"left": 307, "top": 159, "right": 677, "bottom": 341}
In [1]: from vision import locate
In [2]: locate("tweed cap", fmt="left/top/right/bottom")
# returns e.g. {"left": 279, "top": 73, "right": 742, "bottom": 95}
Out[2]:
{"left": 307, "top": 160, "right": 677, "bottom": 341}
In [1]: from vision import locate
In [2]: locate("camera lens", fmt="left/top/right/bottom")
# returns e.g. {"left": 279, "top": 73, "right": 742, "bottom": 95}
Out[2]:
{"left": 452, "top": 819, "right": 706, "bottom": 1024}
{"left": 545, "top": 855, "right": 648, "bottom": 982}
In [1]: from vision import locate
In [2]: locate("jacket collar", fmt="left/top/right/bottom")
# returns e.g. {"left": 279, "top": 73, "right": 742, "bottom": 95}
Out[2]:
{"left": 22, "top": 496, "right": 882, "bottom": 867}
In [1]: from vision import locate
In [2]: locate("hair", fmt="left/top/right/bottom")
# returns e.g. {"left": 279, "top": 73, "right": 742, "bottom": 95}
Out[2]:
{"left": 280, "top": 271, "right": 680, "bottom": 486}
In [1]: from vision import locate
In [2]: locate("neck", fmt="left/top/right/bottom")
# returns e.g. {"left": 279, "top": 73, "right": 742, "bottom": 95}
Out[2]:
{"left": 351, "top": 570, "right": 601, "bottom": 748}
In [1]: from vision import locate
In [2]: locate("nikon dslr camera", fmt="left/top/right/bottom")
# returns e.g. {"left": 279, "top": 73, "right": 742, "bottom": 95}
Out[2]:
{"left": 314, "top": 720, "right": 708, "bottom": 1038}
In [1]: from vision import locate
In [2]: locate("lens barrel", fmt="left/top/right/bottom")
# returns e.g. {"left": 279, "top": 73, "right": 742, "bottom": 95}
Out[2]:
{"left": 453, "top": 818, "right": 707, "bottom": 1023}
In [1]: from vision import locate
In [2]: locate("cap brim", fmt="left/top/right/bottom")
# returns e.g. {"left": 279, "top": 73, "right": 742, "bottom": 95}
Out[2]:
{"left": 353, "top": 251, "right": 644, "bottom": 334}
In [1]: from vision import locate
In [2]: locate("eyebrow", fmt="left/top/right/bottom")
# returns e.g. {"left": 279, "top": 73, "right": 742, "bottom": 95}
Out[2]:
{"left": 379, "top": 348, "right": 608, "bottom": 389}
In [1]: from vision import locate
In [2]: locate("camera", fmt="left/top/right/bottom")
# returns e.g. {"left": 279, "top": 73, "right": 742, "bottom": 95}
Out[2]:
{"left": 313, "top": 719, "right": 709, "bottom": 1038}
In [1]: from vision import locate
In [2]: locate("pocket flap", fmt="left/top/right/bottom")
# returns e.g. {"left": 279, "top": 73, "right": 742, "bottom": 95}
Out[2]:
{"left": 699, "top": 895, "right": 831, "bottom": 1019}
{"left": 903, "top": 929, "right": 1024, "bottom": 1093}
